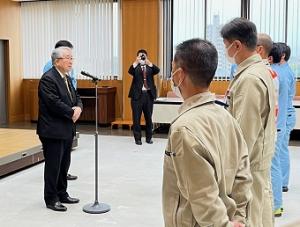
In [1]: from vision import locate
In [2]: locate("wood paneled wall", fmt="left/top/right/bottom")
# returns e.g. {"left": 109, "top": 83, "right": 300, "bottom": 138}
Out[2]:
{"left": 296, "top": 82, "right": 300, "bottom": 96}
{"left": 23, "top": 79, "right": 39, "bottom": 121}
{"left": 158, "top": 79, "right": 230, "bottom": 97}
{"left": 0, "top": 0, "right": 23, "bottom": 123}
{"left": 77, "top": 80, "right": 123, "bottom": 119}
{"left": 122, "top": 0, "right": 159, "bottom": 121}
{"left": 23, "top": 79, "right": 123, "bottom": 121}
{"left": 210, "top": 81, "right": 230, "bottom": 95}
{"left": 2, "top": 0, "right": 300, "bottom": 123}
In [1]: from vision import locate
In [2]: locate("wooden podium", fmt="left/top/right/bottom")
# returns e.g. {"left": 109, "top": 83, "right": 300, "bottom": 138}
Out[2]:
{"left": 77, "top": 87, "right": 116, "bottom": 125}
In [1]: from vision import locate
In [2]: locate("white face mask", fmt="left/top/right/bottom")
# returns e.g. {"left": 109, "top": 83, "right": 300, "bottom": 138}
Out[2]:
{"left": 170, "top": 68, "right": 183, "bottom": 99}
{"left": 139, "top": 60, "right": 145, "bottom": 65}
{"left": 225, "top": 42, "right": 238, "bottom": 64}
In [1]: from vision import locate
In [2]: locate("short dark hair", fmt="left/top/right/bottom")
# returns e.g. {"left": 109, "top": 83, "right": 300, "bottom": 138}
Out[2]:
{"left": 136, "top": 49, "right": 147, "bottom": 56}
{"left": 174, "top": 38, "right": 218, "bottom": 87}
{"left": 220, "top": 17, "right": 257, "bottom": 50}
{"left": 55, "top": 40, "right": 73, "bottom": 49}
{"left": 277, "top": 42, "right": 291, "bottom": 61}
{"left": 269, "top": 43, "right": 283, "bottom": 64}
{"left": 257, "top": 33, "right": 273, "bottom": 55}
{"left": 285, "top": 45, "right": 291, "bottom": 61}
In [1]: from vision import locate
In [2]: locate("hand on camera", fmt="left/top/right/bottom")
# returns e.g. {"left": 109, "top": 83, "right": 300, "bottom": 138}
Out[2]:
{"left": 133, "top": 56, "right": 140, "bottom": 65}
{"left": 145, "top": 59, "right": 153, "bottom": 67}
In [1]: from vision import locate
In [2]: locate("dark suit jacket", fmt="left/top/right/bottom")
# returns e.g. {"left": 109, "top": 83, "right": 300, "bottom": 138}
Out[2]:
{"left": 37, "top": 67, "right": 83, "bottom": 139}
{"left": 128, "top": 64, "right": 160, "bottom": 100}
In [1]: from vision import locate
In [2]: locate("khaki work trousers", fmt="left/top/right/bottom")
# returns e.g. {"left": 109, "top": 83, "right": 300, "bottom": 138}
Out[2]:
{"left": 248, "top": 168, "right": 274, "bottom": 227}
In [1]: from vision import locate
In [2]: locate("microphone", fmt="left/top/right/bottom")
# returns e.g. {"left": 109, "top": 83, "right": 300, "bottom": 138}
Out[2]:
{"left": 81, "top": 71, "right": 100, "bottom": 81}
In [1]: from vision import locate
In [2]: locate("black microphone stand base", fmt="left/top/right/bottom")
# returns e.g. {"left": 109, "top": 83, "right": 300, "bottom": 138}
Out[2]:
{"left": 83, "top": 201, "right": 110, "bottom": 214}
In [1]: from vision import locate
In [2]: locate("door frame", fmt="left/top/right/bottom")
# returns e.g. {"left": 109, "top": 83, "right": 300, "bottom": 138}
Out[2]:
{"left": 0, "top": 39, "right": 10, "bottom": 125}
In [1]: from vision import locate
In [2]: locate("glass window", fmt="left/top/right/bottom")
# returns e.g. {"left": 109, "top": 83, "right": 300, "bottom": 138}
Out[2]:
{"left": 206, "top": 0, "right": 241, "bottom": 80}
{"left": 287, "top": 0, "right": 300, "bottom": 79}
{"left": 250, "top": 0, "right": 286, "bottom": 42}
{"left": 173, "top": 0, "right": 205, "bottom": 49}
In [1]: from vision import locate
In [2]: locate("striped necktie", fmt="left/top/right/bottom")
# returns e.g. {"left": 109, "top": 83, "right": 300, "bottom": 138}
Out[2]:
{"left": 64, "top": 76, "right": 73, "bottom": 101}
{"left": 142, "top": 66, "right": 149, "bottom": 89}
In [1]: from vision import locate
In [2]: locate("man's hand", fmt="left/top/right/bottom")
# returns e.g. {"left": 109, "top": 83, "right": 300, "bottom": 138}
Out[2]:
{"left": 230, "top": 221, "right": 245, "bottom": 227}
{"left": 72, "top": 106, "right": 82, "bottom": 123}
{"left": 145, "top": 59, "right": 153, "bottom": 67}
{"left": 133, "top": 56, "right": 140, "bottom": 66}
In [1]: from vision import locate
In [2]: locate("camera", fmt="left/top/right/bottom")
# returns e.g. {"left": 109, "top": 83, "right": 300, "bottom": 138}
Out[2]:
{"left": 140, "top": 54, "right": 146, "bottom": 61}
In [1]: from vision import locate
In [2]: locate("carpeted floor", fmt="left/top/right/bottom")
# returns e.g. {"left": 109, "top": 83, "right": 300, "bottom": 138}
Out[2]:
{"left": 0, "top": 134, "right": 299, "bottom": 226}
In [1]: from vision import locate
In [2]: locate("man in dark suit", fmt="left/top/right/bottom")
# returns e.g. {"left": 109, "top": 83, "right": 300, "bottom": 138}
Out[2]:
{"left": 43, "top": 40, "right": 78, "bottom": 181}
{"left": 37, "top": 46, "right": 83, "bottom": 212}
{"left": 128, "top": 49, "right": 160, "bottom": 145}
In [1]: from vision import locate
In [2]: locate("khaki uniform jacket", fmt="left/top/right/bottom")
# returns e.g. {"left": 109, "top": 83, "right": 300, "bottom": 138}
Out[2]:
{"left": 225, "top": 54, "right": 276, "bottom": 171}
{"left": 163, "top": 92, "right": 252, "bottom": 227}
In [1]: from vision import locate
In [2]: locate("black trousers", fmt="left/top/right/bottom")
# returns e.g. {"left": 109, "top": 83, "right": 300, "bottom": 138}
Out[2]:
{"left": 131, "top": 91, "right": 154, "bottom": 142}
{"left": 40, "top": 136, "right": 73, "bottom": 204}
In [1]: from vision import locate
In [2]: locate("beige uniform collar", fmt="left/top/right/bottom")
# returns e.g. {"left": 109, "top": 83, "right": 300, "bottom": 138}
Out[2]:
{"left": 172, "top": 92, "right": 215, "bottom": 124}
{"left": 235, "top": 54, "right": 262, "bottom": 78}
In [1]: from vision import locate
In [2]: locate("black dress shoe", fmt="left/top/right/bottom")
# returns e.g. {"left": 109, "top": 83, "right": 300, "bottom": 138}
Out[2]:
{"left": 67, "top": 174, "right": 78, "bottom": 180}
{"left": 135, "top": 140, "right": 142, "bottom": 145}
{"left": 146, "top": 139, "right": 153, "bottom": 144}
{"left": 282, "top": 186, "right": 289, "bottom": 192}
{"left": 60, "top": 196, "right": 80, "bottom": 204}
{"left": 46, "top": 201, "right": 67, "bottom": 212}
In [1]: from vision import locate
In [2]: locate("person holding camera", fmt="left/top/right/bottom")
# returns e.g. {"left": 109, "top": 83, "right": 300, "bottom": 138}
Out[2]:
{"left": 128, "top": 49, "right": 160, "bottom": 145}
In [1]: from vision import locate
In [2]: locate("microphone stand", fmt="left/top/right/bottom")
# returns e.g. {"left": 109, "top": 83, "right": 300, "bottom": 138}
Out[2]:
{"left": 83, "top": 77, "right": 110, "bottom": 214}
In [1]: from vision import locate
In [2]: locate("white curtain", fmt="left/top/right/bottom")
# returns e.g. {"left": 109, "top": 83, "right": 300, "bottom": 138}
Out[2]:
{"left": 250, "top": 0, "right": 286, "bottom": 42}
{"left": 173, "top": 0, "right": 205, "bottom": 48}
{"left": 287, "top": 0, "right": 300, "bottom": 79}
{"left": 21, "top": 0, "right": 119, "bottom": 79}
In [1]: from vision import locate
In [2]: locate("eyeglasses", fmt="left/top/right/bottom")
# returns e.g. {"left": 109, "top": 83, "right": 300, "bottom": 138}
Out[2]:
{"left": 57, "top": 57, "right": 75, "bottom": 61}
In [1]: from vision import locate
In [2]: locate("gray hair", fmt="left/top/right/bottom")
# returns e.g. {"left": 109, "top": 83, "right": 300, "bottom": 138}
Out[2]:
{"left": 51, "top": 47, "right": 72, "bottom": 65}
{"left": 257, "top": 33, "right": 273, "bottom": 55}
